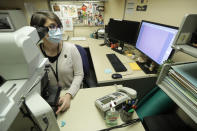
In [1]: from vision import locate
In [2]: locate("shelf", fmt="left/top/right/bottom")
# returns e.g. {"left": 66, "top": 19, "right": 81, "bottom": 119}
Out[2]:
{"left": 158, "top": 81, "right": 197, "bottom": 123}
{"left": 172, "top": 14, "right": 197, "bottom": 58}
{"left": 156, "top": 63, "right": 197, "bottom": 124}
{"left": 172, "top": 44, "right": 197, "bottom": 58}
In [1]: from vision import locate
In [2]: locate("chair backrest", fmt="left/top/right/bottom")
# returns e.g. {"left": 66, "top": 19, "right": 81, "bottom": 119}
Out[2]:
{"left": 75, "top": 44, "right": 90, "bottom": 77}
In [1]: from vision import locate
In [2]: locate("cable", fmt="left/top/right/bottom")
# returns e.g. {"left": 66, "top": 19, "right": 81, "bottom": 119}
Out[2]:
{"left": 43, "top": 117, "right": 49, "bottom": 131}
{"left": 20, "top": 101, "right": 42, "bottom": 131}
{"left": 97, "top": 118, "right": 140, "bottom": 131}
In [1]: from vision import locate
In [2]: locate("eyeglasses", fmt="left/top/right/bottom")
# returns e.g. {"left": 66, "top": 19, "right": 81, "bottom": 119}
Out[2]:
{"left": 45, "top": 24, "right": 59, "bottom": 30}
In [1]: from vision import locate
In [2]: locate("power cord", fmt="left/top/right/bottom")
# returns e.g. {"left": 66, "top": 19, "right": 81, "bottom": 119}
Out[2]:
{"left": 97, "top": 118, "right": 140, "bottom": 131}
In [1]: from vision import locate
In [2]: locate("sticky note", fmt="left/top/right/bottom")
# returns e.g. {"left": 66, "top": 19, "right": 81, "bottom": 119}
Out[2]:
{"left": 127, "top": 54, "right": 132, "bottom": 57}
{"left": 61, "top": 120, "right": 66, "bottom": 127}
{"left": 104, "top": 69, "right": 112, "bottom": 74}
{"left": 129, "top": 62, "right": 141, "bottom": 71}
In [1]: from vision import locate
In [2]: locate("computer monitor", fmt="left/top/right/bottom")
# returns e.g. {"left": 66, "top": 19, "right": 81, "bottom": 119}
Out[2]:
{"left": 108, "top": 18, "right": 122, "bottom": 41}
{"left": 136, "top": 20, "right": 178, "bottom": 65}
{"left": 107, "top": 19, "right": 140, "bottom": 45}
{"left": 121, "top": 20, "right": 140, "bottom": 44}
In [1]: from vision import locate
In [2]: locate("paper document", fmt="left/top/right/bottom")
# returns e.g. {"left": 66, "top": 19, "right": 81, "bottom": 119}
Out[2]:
{"left": 172, "top": 63, "right": 197, "bottom": 88}
{"left": 129, "top": 62, "right": 141, "bottom": 71}
{"left": 164, "top": 76, "right": 197, "bottom": 106}
{"left": 71, "top": 37, "right": 86, "bottom": 41}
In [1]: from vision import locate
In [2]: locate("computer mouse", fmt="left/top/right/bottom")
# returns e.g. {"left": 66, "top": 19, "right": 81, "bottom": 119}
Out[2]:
{"left": 112, "top": 73, "right": 122, "bottom": 79}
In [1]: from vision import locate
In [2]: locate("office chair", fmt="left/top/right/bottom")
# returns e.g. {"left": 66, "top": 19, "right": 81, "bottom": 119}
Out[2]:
{"left": 75, "top": 44, "right": 97, "bottom": 88}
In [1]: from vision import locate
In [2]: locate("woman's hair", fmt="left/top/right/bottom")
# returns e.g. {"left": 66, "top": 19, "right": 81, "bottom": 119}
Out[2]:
{"left": 30, "top": 11, "right": 62, "bottom": 28}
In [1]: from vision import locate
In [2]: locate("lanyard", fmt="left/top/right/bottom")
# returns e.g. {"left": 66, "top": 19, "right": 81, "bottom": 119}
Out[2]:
{"left": 42, "top": 43, "right": 60, "bottom": 83}
{"left": 50, "top": 59, "right": 59, "bottom": 83}
{"left": 49, "top": 44, "right": 60, "bottom": 83}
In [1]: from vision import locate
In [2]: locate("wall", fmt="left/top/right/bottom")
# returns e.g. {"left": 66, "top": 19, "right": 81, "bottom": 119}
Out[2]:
{"left": 73, "top": 26, "right": 101, "bottom": 37}
{"left": 104, "top": 0, "right": 125, "bottom": 24}
{"left": 124, "top": 0, "right": 197, "bottom": 27}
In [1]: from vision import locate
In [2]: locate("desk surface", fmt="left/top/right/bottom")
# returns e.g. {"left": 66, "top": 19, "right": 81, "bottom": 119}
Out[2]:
{"left": 68, "top": 38, "right": 156, "bottom": 84}
{"left": 57, "top": 85, "right": 145, "bottom": 131}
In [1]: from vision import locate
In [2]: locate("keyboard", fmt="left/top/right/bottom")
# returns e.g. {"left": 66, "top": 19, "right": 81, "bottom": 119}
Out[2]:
{"left": 106, "top": 54, "right": 127, "bottom": 72}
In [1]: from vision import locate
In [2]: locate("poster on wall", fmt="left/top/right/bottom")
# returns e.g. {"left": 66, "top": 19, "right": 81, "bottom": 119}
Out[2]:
{"left": 52, "top": 4, "right": 62, "bottom": 18}
{"left": 136, "top": 0, "right": 148, "bottom": 11}
{"left": 51, "top": 1, "right": 104, "bottom": 27}
{"left": 61, "top": 18, "right": 73, "bottom": 31}
{"left": 61, "top": 5, "right": 78, "bottom": 18}
{"left": 74, "top": 3, "right": 104, "bottom": 26}
{"left": 126, "top": 0, "right": 135, "bottom": 14}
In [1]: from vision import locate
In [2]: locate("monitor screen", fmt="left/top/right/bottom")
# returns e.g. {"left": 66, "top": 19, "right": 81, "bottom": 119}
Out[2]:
{"left": 136, "top": 21, "right": 178, "bottom": 65}
{"left": 121, "top": 20, "right": 140, "bottom": 44}
{"left": 108, "top": 18, "right": 122, "bottom": 41}
{"left": 108, "top": 19, "right": 140, "bottom": 45}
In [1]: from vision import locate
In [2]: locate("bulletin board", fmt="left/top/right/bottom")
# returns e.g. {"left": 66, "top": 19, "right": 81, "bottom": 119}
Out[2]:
{"left": 50, "top": 1, "right": 104, "bottom": 31}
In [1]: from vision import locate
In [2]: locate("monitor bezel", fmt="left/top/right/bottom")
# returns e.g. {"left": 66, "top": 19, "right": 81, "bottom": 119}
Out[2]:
{"left": 135, "top": 20, "right": 178, "bottom": 65}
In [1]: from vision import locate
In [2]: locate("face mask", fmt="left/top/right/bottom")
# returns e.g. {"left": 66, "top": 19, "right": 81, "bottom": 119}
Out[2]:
{"left": 47, "top": 28, "right": 63, "bottom": 44}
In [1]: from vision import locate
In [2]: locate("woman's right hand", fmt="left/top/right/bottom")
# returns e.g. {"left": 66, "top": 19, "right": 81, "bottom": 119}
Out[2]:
{"left": 56, "top": 93, "right": 72, "bottom": 114}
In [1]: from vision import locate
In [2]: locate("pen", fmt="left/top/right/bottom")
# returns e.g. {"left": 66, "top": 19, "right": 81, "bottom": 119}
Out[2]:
{"left": 133, "top": 99, "right": 139, "bottom": 105}
{"left": 132, "top": 99, "right": 138, "bottom": 109}
{"left": 128, "top": 108, "right": 134, "bottom": 113}
{"left": 131, "top": 100, "right": 135, "bottom": 105}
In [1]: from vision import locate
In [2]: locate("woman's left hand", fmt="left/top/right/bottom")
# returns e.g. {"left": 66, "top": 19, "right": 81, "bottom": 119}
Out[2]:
{"left": 56, "top": 93, "right": 72, "bottom": 114}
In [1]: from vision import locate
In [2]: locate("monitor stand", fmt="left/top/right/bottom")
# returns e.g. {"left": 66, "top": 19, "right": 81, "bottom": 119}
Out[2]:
{"left": 99, "top": 43, "right": 106, "bottom": 46}
{"left": 136, "top": 61, "right": 158, "bottom": 74}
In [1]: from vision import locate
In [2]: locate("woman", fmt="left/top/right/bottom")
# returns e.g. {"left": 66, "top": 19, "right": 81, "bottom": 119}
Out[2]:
{"left": 30, "top": 11, "right": 84, "bottom": 114}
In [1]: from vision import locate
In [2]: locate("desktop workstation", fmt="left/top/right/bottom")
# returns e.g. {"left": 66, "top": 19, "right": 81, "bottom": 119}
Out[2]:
{"left": 69, "top": 19, "right": 178, "bottom": 83}
{"left": 69, "top": 37, "right": 156, "bottom": 84}
{"left": 68, "top": 19, "right": 179, "bottom": 101}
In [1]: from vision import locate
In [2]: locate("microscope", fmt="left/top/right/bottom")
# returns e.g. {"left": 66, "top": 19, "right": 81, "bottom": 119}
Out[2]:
{"left": 0, "top": 26, "right": 60, "bottom": 131}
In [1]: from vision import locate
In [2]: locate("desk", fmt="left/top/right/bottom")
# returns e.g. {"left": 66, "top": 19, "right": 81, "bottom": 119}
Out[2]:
{"left": 68, "top": 38, "right": 156, "bottom": 84}
{"left": 57, "top": 85, "right": 145, "bottom": 131}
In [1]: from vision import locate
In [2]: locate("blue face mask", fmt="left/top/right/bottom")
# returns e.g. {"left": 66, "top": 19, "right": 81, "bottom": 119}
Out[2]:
{"left": 47, "top": 28, "right": 63, "bottom": 44}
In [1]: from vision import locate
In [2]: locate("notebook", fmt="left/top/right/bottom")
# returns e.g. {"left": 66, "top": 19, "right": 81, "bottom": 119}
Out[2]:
{"left": 172, "top": 62, "right": 197, "bottom": 88}
{"left": 129, "top": 62, "right": 141, "bottom": 71}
